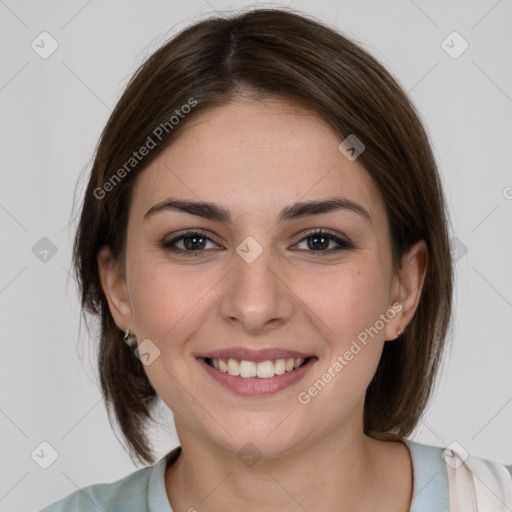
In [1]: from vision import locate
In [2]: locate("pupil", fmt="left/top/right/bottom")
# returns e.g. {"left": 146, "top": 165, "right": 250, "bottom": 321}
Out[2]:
{"left": 309, "top": 235, "right": 328, "bottom": 250}
{"left": 184, "top": 236, "right": 205, "bottom": 250}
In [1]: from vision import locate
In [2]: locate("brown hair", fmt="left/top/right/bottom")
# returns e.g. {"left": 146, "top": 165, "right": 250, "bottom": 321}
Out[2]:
{"left": 72, "top": 7, "right": 454, "bottom": 465}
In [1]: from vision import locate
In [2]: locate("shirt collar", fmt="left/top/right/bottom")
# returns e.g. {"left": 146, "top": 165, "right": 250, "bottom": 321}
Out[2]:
{"left": 402, "top": 438, "right": 450, "bottom": 512}
{"left": 148, "top": 446, "right": 181, "bottom": 512}
{"left": 148, "top": 440, "right": 449, "bottom": 511}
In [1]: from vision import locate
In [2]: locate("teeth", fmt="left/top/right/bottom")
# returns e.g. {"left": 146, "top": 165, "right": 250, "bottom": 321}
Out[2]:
{"left": 274, "top": 359, "right": 286, "bottom": 375}
{"left": 227, "top": 358, "right": 240, "bottom": 376}
{"left": 239, "top": 360, "right": 257, "bottom": 378}
{"left": 256, "top": 360, "right": 275, "bottom": 379}
{"left": 209, "top": 357, "right": 306, "bottom": 378}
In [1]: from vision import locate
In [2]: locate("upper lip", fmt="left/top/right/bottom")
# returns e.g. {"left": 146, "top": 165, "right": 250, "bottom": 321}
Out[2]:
{"left": 197, "top": 347, "right": 314, "bottom": 362}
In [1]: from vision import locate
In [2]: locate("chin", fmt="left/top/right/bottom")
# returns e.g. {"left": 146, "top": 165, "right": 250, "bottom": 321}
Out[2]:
{"left": 202, "top": 411, "right": 314, "bottom": 462}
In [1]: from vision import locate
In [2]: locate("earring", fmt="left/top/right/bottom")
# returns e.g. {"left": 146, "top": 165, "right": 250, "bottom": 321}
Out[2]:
{"left": 396, "top": 326, "right": 406, "bottom": 338}
{"left": 123, "top": 328, "right": 137, "bottom": 348}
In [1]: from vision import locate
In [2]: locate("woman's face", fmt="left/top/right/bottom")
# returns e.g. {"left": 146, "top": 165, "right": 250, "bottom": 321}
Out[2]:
{"left": 100, "top": 96, "right": 424, "bottom": 458}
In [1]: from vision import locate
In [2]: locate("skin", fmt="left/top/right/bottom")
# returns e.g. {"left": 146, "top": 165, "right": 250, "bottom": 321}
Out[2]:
{"left": 98, "top": 96, "right": 428, "bottom": 511}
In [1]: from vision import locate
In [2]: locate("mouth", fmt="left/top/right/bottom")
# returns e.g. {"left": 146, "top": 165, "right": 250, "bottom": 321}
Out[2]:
{"left": 196, "top": 349, "right": 317, "bottom": 396}
{"left": 204, "top": 356, "right": 309, "bottom": 378}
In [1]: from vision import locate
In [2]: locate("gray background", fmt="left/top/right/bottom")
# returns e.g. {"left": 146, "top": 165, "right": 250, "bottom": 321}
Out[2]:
{"left": 0, "top": 0, "right": 511, "bottom": 510}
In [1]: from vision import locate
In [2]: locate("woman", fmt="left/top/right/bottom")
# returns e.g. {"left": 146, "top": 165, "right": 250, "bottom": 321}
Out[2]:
{"left": 40, "top": 7, "right": 512, "bottom": 511}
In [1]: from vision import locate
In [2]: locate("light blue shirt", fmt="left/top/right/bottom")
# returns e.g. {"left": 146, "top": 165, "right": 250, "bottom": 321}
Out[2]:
{"left": 39, "top": 439, "right": 512, "bottom": 511}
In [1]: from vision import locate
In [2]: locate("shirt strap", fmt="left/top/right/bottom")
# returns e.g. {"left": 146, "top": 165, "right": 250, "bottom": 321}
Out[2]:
{"left": 444, "top": 446, "right": 512, "bottom": 511}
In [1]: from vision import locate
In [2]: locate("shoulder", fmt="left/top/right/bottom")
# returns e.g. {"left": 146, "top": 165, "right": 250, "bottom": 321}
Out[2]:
{"left": 442, "top": 442, "right": 512, "bottom": 509}
{"left": 404, "top": 438, "right": 512, "bottom": 510}
{"left": 38, "top": 449, "right": 176, "bottom": 512}
{"left": 39, "top": 466, "right": 151, "bottom": 512}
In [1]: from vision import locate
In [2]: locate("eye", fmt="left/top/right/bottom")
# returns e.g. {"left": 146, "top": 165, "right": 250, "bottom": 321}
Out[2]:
{"left": 159, "top": 228, "right": 354, "bottom": 257}
{"left": 159, "top": 230, "right": 221, "bottom": 256}
{"left": 292, "top": 229, "right": 354, "bottom": 254}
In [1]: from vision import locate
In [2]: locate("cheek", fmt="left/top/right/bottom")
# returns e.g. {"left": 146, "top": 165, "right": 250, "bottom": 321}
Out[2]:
{"left": 127, "top": 257, "right": 232, "bottom": 364}
{"left": 295, "top": 262, "right": 391, "bottom": 409}
{"left": 128, "top": 259, "right": 206, "bottom": 345}
{"left": 127, "top": 260, "right": 214, "bottom": 408}
{"left": 327, "top": 265, "right": 391, "bottom": 388}
{"left": 297, "top": 261, "right": 391, "bottom": 346}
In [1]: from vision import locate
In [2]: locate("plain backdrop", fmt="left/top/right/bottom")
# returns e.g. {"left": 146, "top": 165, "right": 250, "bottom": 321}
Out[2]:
{"left": 0, "top": 1, "right": 511, "bottom": 510}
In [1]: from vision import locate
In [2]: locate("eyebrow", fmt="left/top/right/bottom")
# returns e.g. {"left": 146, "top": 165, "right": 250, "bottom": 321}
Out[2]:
{"left": 143, "top": 196, "right": 371, "bottom": 224}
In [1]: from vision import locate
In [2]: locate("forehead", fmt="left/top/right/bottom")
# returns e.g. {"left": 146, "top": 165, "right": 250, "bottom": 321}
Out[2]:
{"left": 130, "top": 97, "right": 385, "bottom": 225}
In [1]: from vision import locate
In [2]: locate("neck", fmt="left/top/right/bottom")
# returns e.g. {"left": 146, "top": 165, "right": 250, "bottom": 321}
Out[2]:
{"left": 165, "top": 421, "right": 411, "bottom": 511}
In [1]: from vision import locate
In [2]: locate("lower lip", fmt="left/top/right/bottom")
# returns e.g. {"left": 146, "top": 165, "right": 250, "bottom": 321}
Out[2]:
{"left": 197, "top": 357, "right": 317, "bottom": 396}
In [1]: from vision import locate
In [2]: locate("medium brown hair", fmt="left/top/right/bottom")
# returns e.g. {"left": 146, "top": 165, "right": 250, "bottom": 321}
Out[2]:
{"left": 72, "top": 7, "right": 454, "bottom": 465}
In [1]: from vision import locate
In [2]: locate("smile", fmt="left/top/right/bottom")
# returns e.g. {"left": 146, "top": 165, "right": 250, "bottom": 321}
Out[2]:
{"left": 206, "top": 357, "right": 308, "bottom": 378}
{"left": 197, "top": 350, "right": 317, "bottom": 396}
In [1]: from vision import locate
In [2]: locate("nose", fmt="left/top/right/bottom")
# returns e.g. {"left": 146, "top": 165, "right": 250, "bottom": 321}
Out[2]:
{"left": 218, "top": 243, "right": 295, "bottom": 335}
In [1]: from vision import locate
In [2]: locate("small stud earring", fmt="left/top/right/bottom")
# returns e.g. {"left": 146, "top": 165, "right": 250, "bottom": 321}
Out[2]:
{"left": 123, "top": 328, "right": 137, "bottom": 348}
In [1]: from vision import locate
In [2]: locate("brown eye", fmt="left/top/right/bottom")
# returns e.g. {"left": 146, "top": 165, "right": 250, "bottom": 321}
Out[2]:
{"left": 160, "top": 231, "right": 220, "bottom": 256}
{"left": 293, "top": 230, "right": 354, "bottom": 254}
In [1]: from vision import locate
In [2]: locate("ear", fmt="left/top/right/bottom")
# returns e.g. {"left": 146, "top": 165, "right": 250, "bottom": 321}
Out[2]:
{"left": 97, "top": 246, "right": 134, "bottom": 333}
{"left": 384, "top": 239, "right": 428, "bottom": 341}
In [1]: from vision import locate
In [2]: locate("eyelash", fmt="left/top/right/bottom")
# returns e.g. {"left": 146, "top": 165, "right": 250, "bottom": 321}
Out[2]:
{"left": 159, "top": 229, "right": 354, "bottom": 257}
